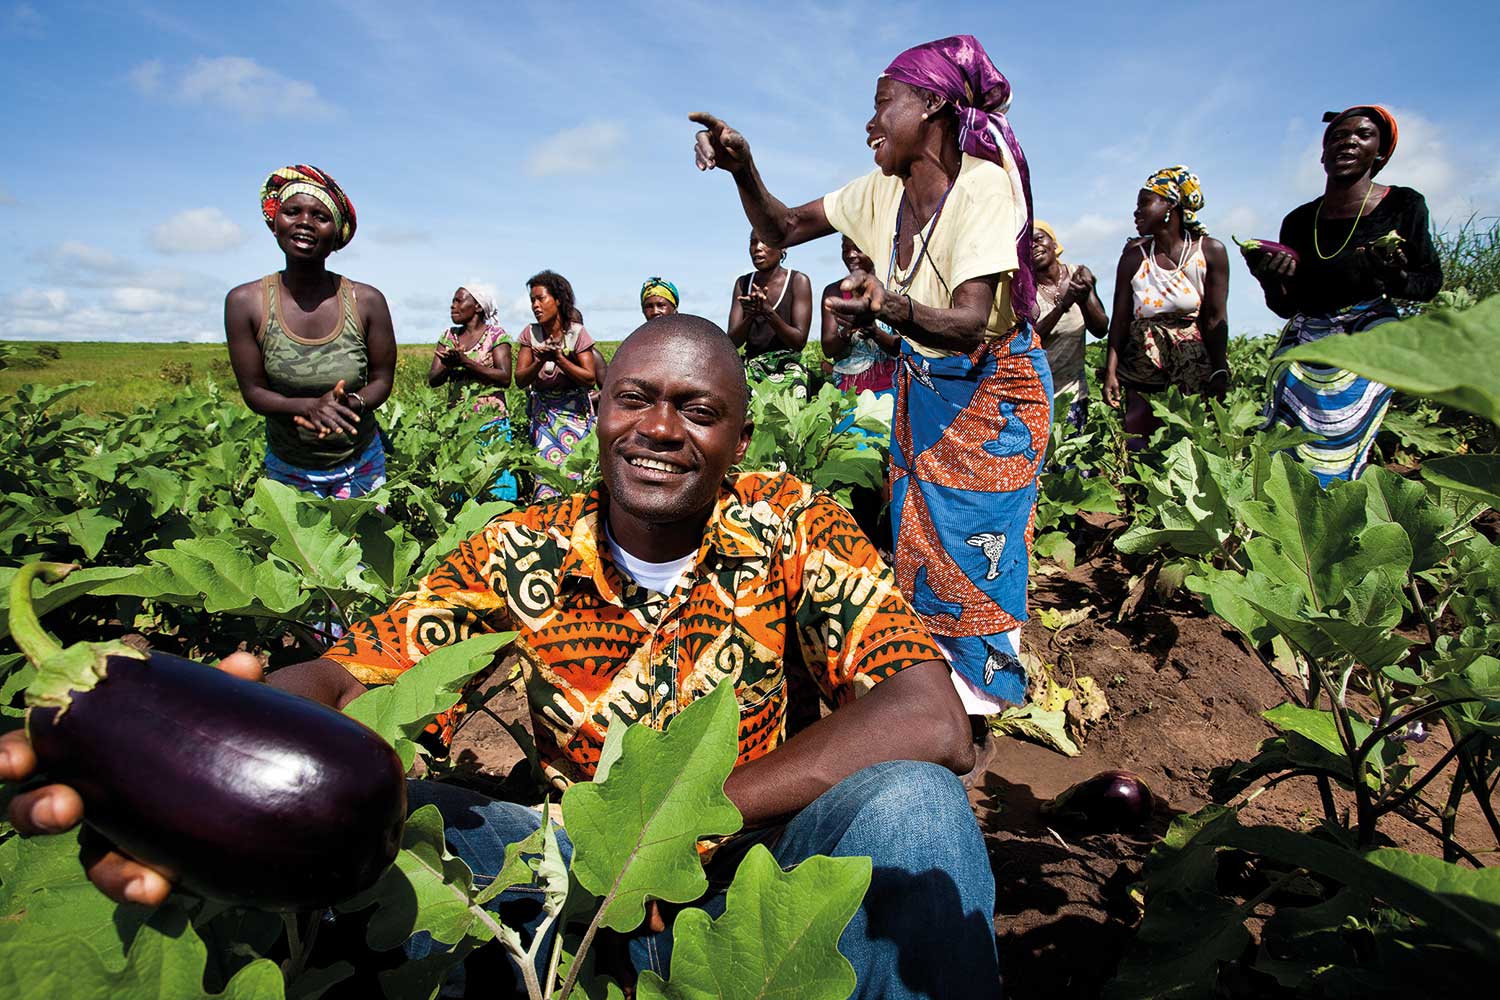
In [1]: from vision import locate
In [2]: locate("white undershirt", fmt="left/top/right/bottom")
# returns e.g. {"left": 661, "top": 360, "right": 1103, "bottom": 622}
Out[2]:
{"left": 605, "top": 524, "right": 696, "bottom": 594}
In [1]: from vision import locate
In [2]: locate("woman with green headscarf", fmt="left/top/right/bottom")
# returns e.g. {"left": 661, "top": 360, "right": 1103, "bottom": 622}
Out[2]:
{"left": 1102, "top": 165, "right": 1230, "bottom": 443}
{"left": 640, "top": 276, "right": 680, "bottom": 320}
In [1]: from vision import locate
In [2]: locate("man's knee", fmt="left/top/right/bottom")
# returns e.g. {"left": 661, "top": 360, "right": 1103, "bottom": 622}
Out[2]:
{"left": 832, "top": 761, "right": 984, "bottom": 865}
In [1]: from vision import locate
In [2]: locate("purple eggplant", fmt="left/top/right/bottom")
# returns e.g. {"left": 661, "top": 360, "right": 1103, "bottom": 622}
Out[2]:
{"left": 1040, "top": 769, "right": 1154, "bottom": 831}
{"left": 10, "top": 563, "right": 405, "bottom": 910}
{"left": 1232, "top": 235, "right": 1299, "bottom": 264}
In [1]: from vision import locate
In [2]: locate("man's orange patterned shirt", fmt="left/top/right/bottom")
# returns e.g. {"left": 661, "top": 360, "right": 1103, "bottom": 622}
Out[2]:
{"left": 326, "top": 472, "right": 943, "bottom": 787}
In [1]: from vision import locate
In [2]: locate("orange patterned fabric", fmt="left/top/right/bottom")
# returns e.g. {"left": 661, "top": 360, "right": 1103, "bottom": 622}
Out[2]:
{"left": 326, "top": 472, "right": 943, "bottom": 789}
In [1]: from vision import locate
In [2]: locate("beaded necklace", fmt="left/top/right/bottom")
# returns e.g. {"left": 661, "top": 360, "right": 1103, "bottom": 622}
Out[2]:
{"left": 886, "top": 178, "right": 958, "bottom": 293}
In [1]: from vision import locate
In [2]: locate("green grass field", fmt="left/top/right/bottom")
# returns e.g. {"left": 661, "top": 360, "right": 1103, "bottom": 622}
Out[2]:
{"left": 0, "top": 341, "right": 619, "bottom": 414}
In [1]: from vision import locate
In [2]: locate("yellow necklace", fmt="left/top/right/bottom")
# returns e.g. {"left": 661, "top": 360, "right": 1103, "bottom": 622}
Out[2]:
{"left": 1313, "top": 183, "right": 1373, "bottom": 261}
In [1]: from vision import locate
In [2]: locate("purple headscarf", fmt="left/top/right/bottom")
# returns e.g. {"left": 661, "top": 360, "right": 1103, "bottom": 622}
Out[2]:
{"left": 884, "top": 35, "right": 1036, "bottom": 321}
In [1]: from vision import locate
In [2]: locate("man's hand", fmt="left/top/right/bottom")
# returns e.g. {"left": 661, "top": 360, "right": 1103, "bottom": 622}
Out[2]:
{"left": 0, "top": 653, "right": 265, "bottom": 906}
{"left": 690, "top": 112, "right": 752, "bottom": 174}
{"left": 825, "top": 270, "right": 888, "bottom": 328}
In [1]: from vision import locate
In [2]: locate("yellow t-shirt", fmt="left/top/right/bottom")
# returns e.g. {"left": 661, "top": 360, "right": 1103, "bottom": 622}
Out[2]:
{"left": 823, "top": 154, "right": 1021, "bottom": 358}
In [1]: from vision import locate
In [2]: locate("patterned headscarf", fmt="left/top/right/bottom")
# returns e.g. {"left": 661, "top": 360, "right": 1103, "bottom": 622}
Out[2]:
{"left": 459, "top": 282, "right": 499, "bottom": 322}
{"left": 260, "top": 165, "right": 357, "bottom": 250}
{"left": 1033, "top": 220, "right": 1063, "bottom": 257}
{"left": 883, "top": 35, "right": 1036, "bottom": 319}
{"left": 639, "top": 276, "right": 680, "bottom": 308}
{"left": 1143, "top": 166, "right": 1207, "bottom": 236}
{"left": 1322, "top": 105, "right": 1399, "bottom": 175}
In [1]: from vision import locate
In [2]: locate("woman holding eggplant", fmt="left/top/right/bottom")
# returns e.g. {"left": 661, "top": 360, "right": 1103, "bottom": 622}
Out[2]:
{"left": 692, "top": 33, "right": 1050, "bottom": 740}
{"left": 1101, "top": 166, "right": 1231, "bottom": 443}
{"left": 1247, "top": 105, "right": 1442, "bottom": 484}
{"left": 224, "top": 165, "right": 397, "bottom": 499}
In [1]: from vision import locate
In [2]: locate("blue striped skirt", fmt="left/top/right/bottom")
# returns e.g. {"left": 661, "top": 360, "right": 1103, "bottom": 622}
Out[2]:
{"left": 1263, "top": 298, "right": 1397, "bottom": 486}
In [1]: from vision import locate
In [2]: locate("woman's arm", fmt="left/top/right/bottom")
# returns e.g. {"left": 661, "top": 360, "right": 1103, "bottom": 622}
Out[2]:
{"left": 828, "top": 270, "right": 996, "bottom": 356}
{"left": 1389, "top": 192, "right": 1443, "bottom": 302}
{"left": 819, "top": 281, "right": 851, "bottom": 360}
{"left": 761, "top": 271, "right": 812, "bottom": 351}
{"left": 1101, "top": 249, "right": 1138, "bottom": 408}
{"left": 1198, "top": 239, "right": 1231, "bottom": 376}
{"left": 551, "top": 344, "right": 598, "bottom": 388}
{"left": 355, "top": 283, "right": 397, "bottom": 410}
{"left": 726, "top": 278, "right": 754, "bottom": 347}
{"left": 427, "top": 341, "right": 452, "bottom": 387}
{"left": 453, "top": 340, "right": 513, "bottom": 388}
{"left": 691, "top": 113, "right": 837, "bottom": 248}
{"left": 513, "top": 329, "right": 544, "bottom": 387}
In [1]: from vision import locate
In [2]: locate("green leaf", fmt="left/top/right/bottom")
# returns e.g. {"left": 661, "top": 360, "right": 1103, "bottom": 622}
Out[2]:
{"left": 0, "top": 565, "right": 140, "bottom": 641}
{"left": 57, "top": 510, "right": 122, "bottom": 559}
{"left": 1186, "top": 567, "right": 1304, "bottom": 648}
{"left": 95, "top": 538, "right": 306, "bottom": 617}
{"left": 342, "top": 632, "right": 513, "bottom": 770}
{"left": 561, "top": 681, "right": 743, "bottom": 933}
{"left": 1362, "top": 466, "right": 1452, "bottom": 573}
{"left": 1240, "top": 455, "right": 1412, "bottom": 612}
{"left": 1262, "top": 704, "right": 1373, "bottom": 762}
{"left": 1422, "top": 455, "right": 1500, "bottom": 509}
{"left": 1103, "top": 889, "right": 1249, "bottom": 1000}
{"left": 0, "top": 902, "right": 284, "bottom": 999}
{"left": 1279, "top": 292, "right": 1500, "bottom": 423}
{"left": 1031, "top": 530, "right": 1076, "bottom": 570}
{"left": 637, "top": 846, "right": 871, "bottom": 1000}
{"left": 247, "top": 478, "right": 366, "bottom": 591}
{"left": 1244, "top": 602, "right": 1413, "bottom": 672}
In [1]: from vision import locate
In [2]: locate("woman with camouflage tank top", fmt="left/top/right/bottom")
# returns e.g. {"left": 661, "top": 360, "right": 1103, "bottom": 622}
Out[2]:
{"left": 224, "top": 165, "right": 397, "bottom": 499}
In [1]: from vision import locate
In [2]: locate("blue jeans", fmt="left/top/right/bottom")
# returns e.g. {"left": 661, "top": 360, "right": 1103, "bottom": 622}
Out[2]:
{"left": 407, "top": 760, "right": 1000, "bottom": 999}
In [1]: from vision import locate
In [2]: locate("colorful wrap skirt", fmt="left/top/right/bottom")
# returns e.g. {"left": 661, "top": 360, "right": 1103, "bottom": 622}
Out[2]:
{"left": 1117, "top": 313, "right": 1212, "bottom": 393}
{"left": 1263, "top": 298, "right": 1397, "bottom": 486}
{"left": 891, "top": 324, "right": 1053, "bottom": 706}
{"left": 745, "top": 349, "right": 810, "bottom": 400}
{"left": 264, "top": 432, "right": 387, "bottom": 499}
{"left": 529, "top": 386, "right": 594, "bottom": 500}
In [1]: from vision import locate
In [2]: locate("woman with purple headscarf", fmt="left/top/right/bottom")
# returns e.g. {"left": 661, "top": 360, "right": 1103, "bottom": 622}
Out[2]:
{"left": 692, "top": 36, "right": 1051, "bottom": 729}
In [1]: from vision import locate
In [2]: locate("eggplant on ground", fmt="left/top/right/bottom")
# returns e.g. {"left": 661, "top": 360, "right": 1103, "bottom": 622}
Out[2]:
{"left": 10, "top": 562, "right": 406, "bottom": 911}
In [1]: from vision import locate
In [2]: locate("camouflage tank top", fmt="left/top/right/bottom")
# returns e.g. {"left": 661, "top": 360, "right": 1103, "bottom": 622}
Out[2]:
{"left": 258, "top": 273, "right": 378, "bottom": 469}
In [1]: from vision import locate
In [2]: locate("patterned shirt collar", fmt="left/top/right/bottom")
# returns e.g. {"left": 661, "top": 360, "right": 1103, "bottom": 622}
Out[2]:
{"left": 558, "top": 478, "right": 769, "bottom": 601}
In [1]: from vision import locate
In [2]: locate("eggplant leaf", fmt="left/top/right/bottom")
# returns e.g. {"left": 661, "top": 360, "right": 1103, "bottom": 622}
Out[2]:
{"left": 561, "top": 680, "right": 743, "bottom": 932}
{"left": 342, "top": 632, "right": 514, "bottom": 770}
{"left": 637, "top": 847, "right": 871, "bottom": 1000}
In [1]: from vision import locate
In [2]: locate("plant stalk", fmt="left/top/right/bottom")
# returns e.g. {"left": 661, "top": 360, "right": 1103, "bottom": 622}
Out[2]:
{"left": 7, "top": 562, "right": 76, "bottom": 663}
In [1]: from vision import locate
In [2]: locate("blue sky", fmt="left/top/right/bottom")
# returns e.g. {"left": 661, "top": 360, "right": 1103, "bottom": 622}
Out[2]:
{"left": 2, "top": 1, "right": 1496, "bottom": 346}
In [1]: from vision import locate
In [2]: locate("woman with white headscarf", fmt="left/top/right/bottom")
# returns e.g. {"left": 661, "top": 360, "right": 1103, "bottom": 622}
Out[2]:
{"left": 428, "top": 282, "right": 514, "bottom": 414}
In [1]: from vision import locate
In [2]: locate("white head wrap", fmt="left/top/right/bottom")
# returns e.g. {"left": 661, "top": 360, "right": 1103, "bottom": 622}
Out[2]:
{"left": 459, "top": 282, "right": 499, "bottom": 322}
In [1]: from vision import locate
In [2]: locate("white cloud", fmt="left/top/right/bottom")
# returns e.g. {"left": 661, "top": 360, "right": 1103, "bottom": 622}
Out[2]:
{"left": 107, "top": 287, "right": 204, "bottom": 314}
{"left": 525, "top": 120, "right": 625, "bottom": 177}
{"left": 47, "top": 241, "right": 134, "bottom": 275}
{"left": 149, "top": 207, "right": 247, "bottom": 254}
{"left": 128, "top": 56, "right": 332, "bottom": 118}
{"left": 1054, "top": 212, "right": 1133, "bottom": 261}
{"left": 1217, "top": 205, "right": 1261, "bottom": 239}
{"left": 6, "top": 288, "right": 68, "bottom": 313}
{"left": 128, "top": 58, "right": 163, "bottom": 94}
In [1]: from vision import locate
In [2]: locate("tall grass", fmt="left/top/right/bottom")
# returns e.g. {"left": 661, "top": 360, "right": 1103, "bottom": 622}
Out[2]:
{"left": 1429, "top": 214, "right": 1500, "bottom": 308}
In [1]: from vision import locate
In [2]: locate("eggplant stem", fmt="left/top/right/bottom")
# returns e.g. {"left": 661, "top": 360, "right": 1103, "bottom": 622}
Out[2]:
{"left": 7, "top": 562, "right": 77, "bottom": 663}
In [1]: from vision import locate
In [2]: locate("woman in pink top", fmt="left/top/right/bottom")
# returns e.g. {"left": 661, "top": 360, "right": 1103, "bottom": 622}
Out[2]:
{"left": 514, "top": 270, "right": 598, "bottom": 499}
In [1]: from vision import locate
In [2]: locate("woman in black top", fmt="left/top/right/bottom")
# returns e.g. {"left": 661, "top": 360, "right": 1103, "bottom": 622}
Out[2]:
{"left": 727, "top": 232, "right": 814, "bottom": 399}
{"left": 1249, "top": 105, "right": 1442, "bottom": 485}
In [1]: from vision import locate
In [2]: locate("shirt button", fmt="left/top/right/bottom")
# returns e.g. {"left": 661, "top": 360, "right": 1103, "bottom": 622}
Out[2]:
{"left": 656, "top": 682, "right": 671, "bottom": 696}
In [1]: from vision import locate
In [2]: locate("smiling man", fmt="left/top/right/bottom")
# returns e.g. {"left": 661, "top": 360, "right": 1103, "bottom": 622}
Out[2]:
{"left": 5, "top": 314, "right": 999, "bottom": 998}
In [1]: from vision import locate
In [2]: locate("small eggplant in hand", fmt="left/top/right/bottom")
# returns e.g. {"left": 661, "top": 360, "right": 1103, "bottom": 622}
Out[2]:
{"left": 1040, "top": 769, "right": 1155, "bottom": 832}
{"left": 1232, "top": 235, "right": 1299, "bottom": 264}
{"left": 10, "top": 562, "right": 406, "bottom": 911}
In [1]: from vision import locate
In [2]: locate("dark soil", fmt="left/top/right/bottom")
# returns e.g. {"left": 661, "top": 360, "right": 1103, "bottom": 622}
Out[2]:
{"left": 446, "top": 554, "right": 1492, "bottom": 1000}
